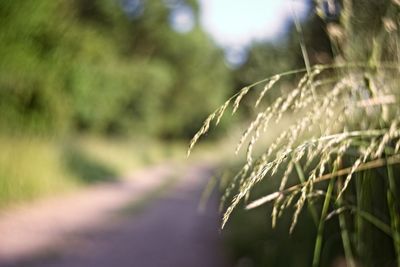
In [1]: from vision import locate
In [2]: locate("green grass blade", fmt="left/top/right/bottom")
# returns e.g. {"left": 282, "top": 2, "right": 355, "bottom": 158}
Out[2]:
{"left": 295, "top": 162, "right": 318, "bottom": 226}
{"left": 312, "top": 178, "right": 334, "bottom": 267}
{"left": 337, "top": 179, "right": 356, "bottom": 267}
{"left": 386, "top": 163, "right": 400, "bottom": 267}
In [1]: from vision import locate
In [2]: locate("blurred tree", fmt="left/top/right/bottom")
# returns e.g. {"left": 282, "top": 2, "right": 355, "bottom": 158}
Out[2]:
{"left": 0, "top": 1, "right": 72, "bottom": 134}
{"left": 0, "top": 0, "right": 232, "bottom": 139}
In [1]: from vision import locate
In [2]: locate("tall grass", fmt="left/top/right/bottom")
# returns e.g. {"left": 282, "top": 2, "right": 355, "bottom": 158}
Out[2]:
{"left": 188, "top": 1, "right": 400, "bottom": 266}
{"left": 0, "top": 135, "right": 183, "bottom": 208}
{"left": 0, "top": 136, "right": 77, "bottom": 206}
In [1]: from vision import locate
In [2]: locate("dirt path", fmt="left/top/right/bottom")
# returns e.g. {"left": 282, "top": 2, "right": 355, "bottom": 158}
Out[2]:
{"left": 0, "top": 162, "right": 230, "bottom": 267}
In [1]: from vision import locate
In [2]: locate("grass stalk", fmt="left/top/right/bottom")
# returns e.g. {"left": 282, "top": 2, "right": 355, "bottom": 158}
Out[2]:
{"left": 350, "top": 206, "right": 392, "bottom": 236}
{"left": 337, "top": 178, "right": 356, "bottom": 267}
{"left": 295, "top": 162, "right": 318, "bottom": 226}
{"left": 355, "top": 171, "right": 365, "bottom": 257}
{"left": 386, "top": 162, "right": 400, "bottom": 267}
{"left": 312, "top": 178, "right": 334, "bottom": 267}
{"left": 290, "top": 0, "right": 311, "bottom": 77}
{"left": 247, "top": 155, "right": 400, "bottom": 210}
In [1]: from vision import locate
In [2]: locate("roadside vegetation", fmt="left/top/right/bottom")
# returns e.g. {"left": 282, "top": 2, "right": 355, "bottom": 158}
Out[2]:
{"left": 3, "top": 0, "right": 399, "bottom": 265}
{"left": 0, "top": 135, "right": 186, "bottom": 207}
{"left": 0, "top": 0, "right": 232, "bottom": 207}
{"left": 190, "top": 1, "right": 400, "bottom": 266}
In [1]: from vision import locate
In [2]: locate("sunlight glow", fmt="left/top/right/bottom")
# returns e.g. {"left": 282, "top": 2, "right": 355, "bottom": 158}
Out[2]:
{"left": 199, "top": 0, "right": 310, "bottom": 48}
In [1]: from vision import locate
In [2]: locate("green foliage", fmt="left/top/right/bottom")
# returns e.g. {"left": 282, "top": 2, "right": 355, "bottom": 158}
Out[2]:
{"left": 0, "top": 136, "right": 77, "bottom": 206}
{"left": 62, "top": 144, "right": 117, "bottom": 184}
{"left": 0, "top": 0, "right": 233, "bottom": 207}
{"left": 0, "top": 0, "right": 232, "bottom": 138}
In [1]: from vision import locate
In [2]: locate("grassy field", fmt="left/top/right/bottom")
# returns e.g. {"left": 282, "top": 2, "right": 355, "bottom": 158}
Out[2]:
{"left": 0, "top": 135, "right": 186, "bottom": 208}
{"left": 0, "top": 136, "right": 77, "bottom": 207}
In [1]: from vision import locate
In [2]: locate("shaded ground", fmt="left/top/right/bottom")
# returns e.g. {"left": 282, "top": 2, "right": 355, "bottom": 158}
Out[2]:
{"left": 0, "top": 163, "right": 229, "bottom": 267}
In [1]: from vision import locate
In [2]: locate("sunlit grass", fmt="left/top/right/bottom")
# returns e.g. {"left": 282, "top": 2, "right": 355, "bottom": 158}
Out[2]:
{"left": 0, "top": 135, "right": 188, "bottom": 208}
{"left": 0, "top": 136, "right": 77, "bottom": 207}
{"left": 190, "top": 62, "right": 400, "bottom": 266}
{"left": 77, "top": 135, "right": 186, "bottom": 175}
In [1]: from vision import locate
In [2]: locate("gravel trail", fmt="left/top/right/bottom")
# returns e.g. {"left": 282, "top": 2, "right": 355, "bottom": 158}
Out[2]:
{"left": 0, "top": 163, "right": 229, "bottom": 267}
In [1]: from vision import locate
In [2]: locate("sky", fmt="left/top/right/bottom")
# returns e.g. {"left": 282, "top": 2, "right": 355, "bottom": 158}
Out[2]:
{"left": 132, "top": 0, "right": 310, "bottom": 65}
{"left": 197, "top": 0, "right": 310, "bottom": 65}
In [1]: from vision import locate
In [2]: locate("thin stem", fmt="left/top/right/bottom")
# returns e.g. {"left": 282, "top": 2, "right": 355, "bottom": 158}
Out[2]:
{"left": 386, "top": 162, "right": 400, "bottom": 267}
{"left": 312, "top": 178, "right": 335, "bottom": 267}
{"left": 349, "top": 206, "right": 392, "bottom": 237}
{"left": 295, "top": 162, "right": 318, "bottom": 226}
{"left": 246, "top": 155, "right": 400, "bottom": 210}
{"left": 337, "top": 178, "right": 356, "bottom": 267}
{"left": 205, "top": 62, "right": 399, "bottom": 120}
{"left": 355, "top": 171, "right": 365, "bottom": 257}
{"left": 290, "top": 0, "right": 311, "bottom": 76}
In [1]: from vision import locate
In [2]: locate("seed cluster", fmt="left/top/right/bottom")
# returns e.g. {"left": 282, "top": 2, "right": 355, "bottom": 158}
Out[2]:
{"left": 188, "top": 63, "right": 400, "bottom": 231}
